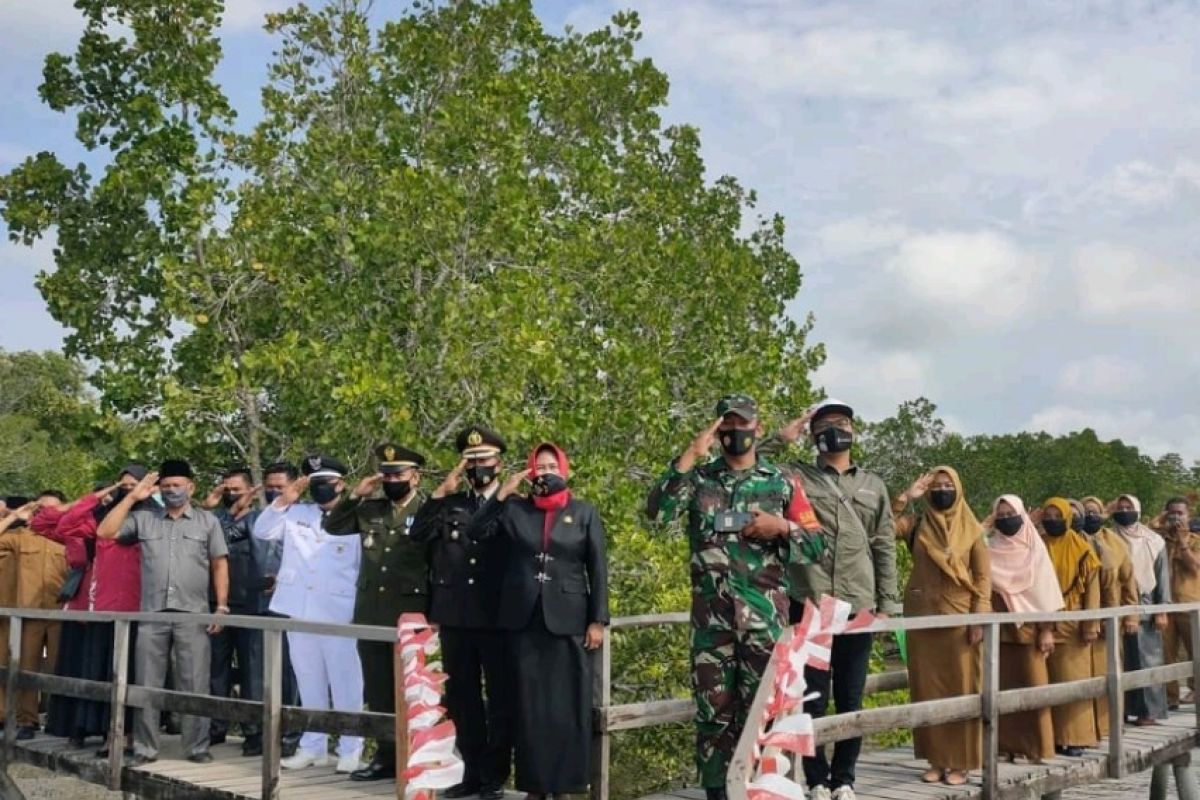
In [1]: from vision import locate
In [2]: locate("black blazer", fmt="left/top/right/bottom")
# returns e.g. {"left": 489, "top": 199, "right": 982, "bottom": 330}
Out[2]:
{"left": 409, "top": 491, "right": 507, "bottom": 629}
{"left": 467, "top": 494, "right": 609, "bottom": 636}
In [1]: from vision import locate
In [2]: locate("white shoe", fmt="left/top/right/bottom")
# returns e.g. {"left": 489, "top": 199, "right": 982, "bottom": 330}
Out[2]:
{"left": 810, "top": 787, "right": 833, "bottom": 800}
{"left": 281, "top": 751, "right": 330, "bottom": 770}
{"left": 336, "top": 754, "right": 364, "bottom": 774}
{"left": 831, "top": 787, "right": 857, "bottom": 800}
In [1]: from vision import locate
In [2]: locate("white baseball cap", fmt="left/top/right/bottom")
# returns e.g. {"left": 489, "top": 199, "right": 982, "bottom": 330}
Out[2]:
{"left": 808, "top": 398, "right": 855, "bottom": 429}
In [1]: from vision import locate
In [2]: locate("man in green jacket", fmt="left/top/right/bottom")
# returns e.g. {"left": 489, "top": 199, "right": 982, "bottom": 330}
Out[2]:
{"left": 761, "top": 398, "right": 900, "bottom": 800}
{"left": 324, "top": 443, "right": 429, "bottom": 782}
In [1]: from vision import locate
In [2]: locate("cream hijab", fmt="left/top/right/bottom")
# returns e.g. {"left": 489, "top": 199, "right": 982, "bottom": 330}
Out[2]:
{"left": 1112, "top": 494, "right": 1165, "bottom": 596}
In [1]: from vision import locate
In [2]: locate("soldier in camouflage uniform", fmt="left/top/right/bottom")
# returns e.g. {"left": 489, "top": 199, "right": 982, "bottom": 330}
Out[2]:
{"left": 646, "top": 395, "right": 823, "bottom": 800}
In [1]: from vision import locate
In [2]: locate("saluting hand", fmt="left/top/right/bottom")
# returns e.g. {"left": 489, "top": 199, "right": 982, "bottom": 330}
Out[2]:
{"left": 777, "top": 408, "right": 817, "bottom": 445}
{"left": 352, "top": 473, "right": 383, "bottom": 499}
{"left": 130, "top": 473, "right": 159, "bottom": 502}
{"left": 498, "top": 468, "right": 532, "bottom": 501}
{"left": 432, "top": 460, "right": 467, "bottom": 500}
{"left": 95, "top": 483, "right": 122, "bottom": 500}
{"left": 232, "top": 485, "right": 260, "bottom": 517}
{"left": 276, "top": 476, "right": 309, "bottom": 508}
{"left": 13, "top": 500, "right": 42, "bottom": 522}
{"left": 905, "top": 472, "right": 934, "bottom": 502}
{"left": 202, "top": 484, "right": 225, "bottom": 510}
{"left": 677, "top": 418, "right": 722, "bottom": 473}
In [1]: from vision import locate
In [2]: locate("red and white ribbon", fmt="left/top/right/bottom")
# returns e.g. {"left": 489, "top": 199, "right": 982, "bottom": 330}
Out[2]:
{"left": 397, "top": 614, "right": 465, "bottom": 799}
{"left": 743, "top": 597, "right": 877, "bottom": 800}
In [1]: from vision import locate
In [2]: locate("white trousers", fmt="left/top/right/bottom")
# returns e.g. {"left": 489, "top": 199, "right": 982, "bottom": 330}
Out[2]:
{"left": 287, "top": 631, "right": 365, "bottom": 758}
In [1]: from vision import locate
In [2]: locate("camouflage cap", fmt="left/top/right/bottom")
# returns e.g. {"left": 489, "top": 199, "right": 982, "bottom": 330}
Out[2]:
{"left": 715, "top": 394, "right": 758, "bottom": 421}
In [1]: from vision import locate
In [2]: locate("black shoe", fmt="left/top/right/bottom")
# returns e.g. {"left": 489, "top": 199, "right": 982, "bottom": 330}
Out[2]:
{"left": 95, "top": 746, "right": 135, "bottom": 759}
{"left": 706, "top": 789, "right": 728, "bottom": 800}
{"left": 188, "top": 752, "right": 214, "bottom": 764}
{"left": 15, "top": 726, "right": 35, "bottom": 741}
{"left": 209, "top": 732, "right": 227, "bottom": 746}
{"left": 350, "top": 759, "right": 396, "bottom": 781}
{"left": 242, "top": 741, "right": 263, "bottom": 757}
{"left": 127, "top": 754, "right": 157, "bottom": 767}
{"left": 442, "top": 783, "right": 481, "bottom": 799}
{"left": 480, "top": 787, "right": 506, "bottom": 800}
{"left": 1062, "top": 746, "right": 1084, "bottom": 757}
{"left": 68, "top": 735, "right": 86, "bottom": 748}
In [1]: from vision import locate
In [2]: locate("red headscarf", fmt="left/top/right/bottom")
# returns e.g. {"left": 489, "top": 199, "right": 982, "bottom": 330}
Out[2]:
{"left": 527, "top": 442, "right": 571, "bottom": 551}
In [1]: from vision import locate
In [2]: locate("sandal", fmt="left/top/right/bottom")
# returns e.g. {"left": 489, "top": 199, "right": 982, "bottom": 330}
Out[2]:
{"left": 922, "top": 768, "right": 943, "bottom": 783}
{"left": 944, "top": 771, "right": 969, "bottom": 786}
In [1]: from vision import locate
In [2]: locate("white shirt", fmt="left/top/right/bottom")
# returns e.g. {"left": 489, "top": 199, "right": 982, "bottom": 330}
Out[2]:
{"left": 253, "top": 502, "right": 361, "bottom": 624}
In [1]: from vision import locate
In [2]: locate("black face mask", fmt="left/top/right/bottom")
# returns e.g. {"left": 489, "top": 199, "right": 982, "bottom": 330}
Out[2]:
{"left": 814, "top": 427, "right": 853, "bottom": 454}
{"left": 220, "top": 492, "right": 240, "bottom": 509}
{"left": 928, "top": 489, "right": 957, "bottom": 511}
{"left": 1043, "top": 518, "right": 1068, "bottom": 536}
{"left": 111, "top": 487, "right": 130, "bottom": 506}
{"left": 1083, "top": 513, "right": 1104, "bottom": 534}
{"left": 466, "top": 465, "right": 497, "bottom": 490}
{"left": 382, "top": 481, "right": 412, "bottom": 502}
{"left": 719, "top": 428, "right": 756, "bottom": 457}
{"left": 994, "top": 516, "right": 1023, "bottom": 537}
{"left": 309, "top": 481, "right": 339, "bottom": 505}
{"left": 1112, "top": 510, "right": 1139, "bottom": 527}
{"left": 264, "top": 489, "right": 282, "bottom": 505}
{"left": 532, "top": 473, "right": 568, "bottom": 497}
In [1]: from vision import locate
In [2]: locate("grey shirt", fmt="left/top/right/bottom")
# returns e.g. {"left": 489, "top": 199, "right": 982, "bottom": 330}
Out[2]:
{"left": 118, "top": 505, "right": 228, "bottom": 613}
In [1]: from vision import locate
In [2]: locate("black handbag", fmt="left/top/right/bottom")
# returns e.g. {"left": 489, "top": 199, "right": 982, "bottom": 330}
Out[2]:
{"left": 57, "top": 568, "right": 86, "bottom": 602}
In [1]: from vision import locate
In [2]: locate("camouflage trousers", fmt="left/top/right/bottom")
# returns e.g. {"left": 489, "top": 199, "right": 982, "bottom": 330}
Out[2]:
{"left": 691, "top": 625, "right": 775, "bottom": 788}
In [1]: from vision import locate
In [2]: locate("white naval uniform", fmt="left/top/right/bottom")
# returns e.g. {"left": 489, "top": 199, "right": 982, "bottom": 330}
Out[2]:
{"left": 253, "top": 501, "right": 364, "bottom": 759}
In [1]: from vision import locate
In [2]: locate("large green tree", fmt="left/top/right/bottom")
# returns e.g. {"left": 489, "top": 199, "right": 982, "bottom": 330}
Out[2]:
{"left": 1, "top": 2, "right": 821, "bottom": 794}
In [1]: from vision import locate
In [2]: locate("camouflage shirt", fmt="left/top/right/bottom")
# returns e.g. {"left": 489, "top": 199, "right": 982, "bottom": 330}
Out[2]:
{"left": 646, "top": 456, "right": 821, "bottom": 636}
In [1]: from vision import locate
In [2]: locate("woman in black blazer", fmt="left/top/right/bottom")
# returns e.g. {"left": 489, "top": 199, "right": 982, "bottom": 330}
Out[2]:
{"left": 466, "top": 442, "right": 609, "bottom": 800}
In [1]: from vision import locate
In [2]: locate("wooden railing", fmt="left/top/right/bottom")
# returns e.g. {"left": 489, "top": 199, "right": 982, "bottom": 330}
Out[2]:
{"left": 2, "top": 604, "right": 1197, "bottom": 800}
{"left": 722, "top": 602, "right": 1200, "bottom": 800}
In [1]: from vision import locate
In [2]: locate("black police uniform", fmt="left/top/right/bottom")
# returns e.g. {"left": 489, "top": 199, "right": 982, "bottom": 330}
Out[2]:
{"left": 410, "top": 425, "right": 513, "bottom": 796}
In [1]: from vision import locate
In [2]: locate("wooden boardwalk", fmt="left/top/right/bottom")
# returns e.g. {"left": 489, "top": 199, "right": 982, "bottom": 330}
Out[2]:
{"left": 10, "top": 733, "right": 528, "bottom": 799}
{"left": 642, "top": 711, "right": 1200, "bottom": 800}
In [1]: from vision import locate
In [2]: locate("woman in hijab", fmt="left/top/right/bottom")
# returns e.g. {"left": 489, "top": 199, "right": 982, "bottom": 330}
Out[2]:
{"left": 1039, "top": 497, "right": 1101, "bottom": 755}
{"left": 1080, "top": 496, "right": 1138, "bottom": 737}
{"left": 893, "top": 466, "right": 990, "bottom": 786}
{"left": 987, "top": 495, "right": 1063, "bottom": 764}
{"left": 1110, "top": 494, "right": 1171, "bottom": 725}
{"left": 467, "top": 443, "right": 609, "bottom": 800}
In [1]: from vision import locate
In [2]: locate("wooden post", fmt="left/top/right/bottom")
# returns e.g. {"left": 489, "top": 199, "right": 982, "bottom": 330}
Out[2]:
{"left": 1173, "top": 753, "right": 1197, "bottom": 800}
{"left": 106, "top": 619, "right": 131, "bottom": 790}
{"left": 1190, "top": 611, "right": 1200, "bottom": 731}
{"left": 589, "top": 626, "right": 612, "bottom": 800}
{"left": 980, "top": 623, "right": 999, "bottom": 800}
{"left": 261, "top": 629, "right": 282, "bottom": 800}
{"left": 1150, "top": 763, "right": 1170, "bottom": 800}
{"left": 394, "top": 628, "right": 409, "bottom": 800}
{"left": 4, "top": 616, "right": 22, "bottom": 763}
{"left": 1107, "top": 616, "right": 1125, "bottom": 780}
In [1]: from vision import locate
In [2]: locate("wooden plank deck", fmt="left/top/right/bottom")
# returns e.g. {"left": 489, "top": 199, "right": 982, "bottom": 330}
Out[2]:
{"left": 9, "top": 733, "right": 526, "bottom": 799}
{"left": 639, "top": 710, "right": 1200, "bottom": 800}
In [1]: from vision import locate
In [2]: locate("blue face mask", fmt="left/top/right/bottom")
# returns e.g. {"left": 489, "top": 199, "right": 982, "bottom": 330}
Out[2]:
{"left": 151, "top": 491, "right": 164, "bottom": 508}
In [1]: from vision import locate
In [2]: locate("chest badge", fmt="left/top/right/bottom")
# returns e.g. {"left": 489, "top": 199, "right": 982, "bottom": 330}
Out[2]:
{"left": 364, "top": 532, "right": 375, "bottom": 549}
{"left": 563, "top": 515, "right": 573, "bottom": 524}
{"left": 450, "top": 530, "right": 460, "bottom": 541}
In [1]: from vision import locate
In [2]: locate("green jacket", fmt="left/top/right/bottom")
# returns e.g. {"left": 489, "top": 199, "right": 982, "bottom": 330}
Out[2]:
{"left": 324, "top": 492, "right": 430, "bottom": 625}
{"left": 760, "top": 436, "right": 901, "bottom": 615}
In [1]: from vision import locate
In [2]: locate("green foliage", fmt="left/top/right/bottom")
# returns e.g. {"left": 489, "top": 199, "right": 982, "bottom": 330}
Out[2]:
{"left": 0, "top": 1, "right": 820, "bottom": 793}
{"left": 861, "top": 397, "right": 1198, "bottom": 517}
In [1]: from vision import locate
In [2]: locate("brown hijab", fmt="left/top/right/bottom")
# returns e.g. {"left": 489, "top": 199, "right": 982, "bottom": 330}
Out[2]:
{"left": 914, "top": 465, "right": 982, "bottom": 590}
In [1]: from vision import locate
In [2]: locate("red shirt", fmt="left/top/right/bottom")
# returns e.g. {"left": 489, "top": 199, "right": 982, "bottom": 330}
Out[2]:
{"left": 55, "top": 495, "right": 141, "bottom": 613}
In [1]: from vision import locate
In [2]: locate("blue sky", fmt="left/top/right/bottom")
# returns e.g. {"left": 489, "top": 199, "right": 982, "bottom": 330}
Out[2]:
{"left": 2, "top": 1, "right": 1198, "bottom": 458}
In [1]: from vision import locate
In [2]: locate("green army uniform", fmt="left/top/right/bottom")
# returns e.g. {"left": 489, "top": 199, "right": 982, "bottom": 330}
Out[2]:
{"left": 324, "top": 443, "right": 430, "bottom": 777}
{"left": 646, "top": 396, "right": 822, "bottom": 790}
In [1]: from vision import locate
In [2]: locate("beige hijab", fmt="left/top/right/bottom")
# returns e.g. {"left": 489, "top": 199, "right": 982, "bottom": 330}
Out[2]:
{"left": 1112, "top": 494, "right": 1165, "bottom": 596}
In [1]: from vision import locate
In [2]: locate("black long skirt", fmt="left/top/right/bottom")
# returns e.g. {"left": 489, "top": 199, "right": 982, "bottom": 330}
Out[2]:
{"left": 46, "top": 621, "right": 136, "bottom": 740}
{"left": 511, "top": 604, "right": 592, "bottom": 793}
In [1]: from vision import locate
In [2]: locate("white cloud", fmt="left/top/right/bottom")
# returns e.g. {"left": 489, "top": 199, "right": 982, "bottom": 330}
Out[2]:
{"left": 1057, "top": 355, "right": 1146, "bottom": 397}
{"left": 1072, "top": 242, "right": 1199, "bottom": 317}
{"left": 1024, "top": 159, "right": 1200, "bottom": 223}
{"left": 815, "top": 348, "right": 934, "bottom": 422}
{"left": 883, "top": 229, "right": 1044, "bottom": 321}
{"left": 0, "top": 2, "right": 86, "bottom": 55}
{"left": 808, "top": 214, "right": 912, "bottom": 261}
{"left": 219, "top": 0, "right": 293, "bottom": 34}
{"left": 1025, "top": 404, "right": 1200, "bottom": 460}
